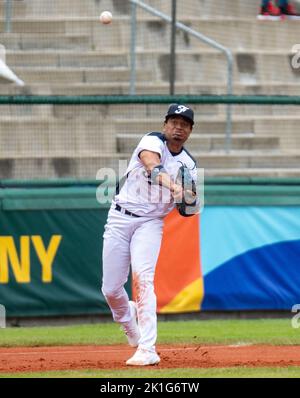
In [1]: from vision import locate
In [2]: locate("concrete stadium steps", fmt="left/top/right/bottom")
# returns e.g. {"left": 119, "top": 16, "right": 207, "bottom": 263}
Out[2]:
{"left": 39, "top": 100, "right": 300, "bottom": 119}
{"left": 0, "top": 0, "right": 259, "bottom": 19}
{"left": 5, "top": 50, "right": 299, "bottom": 85}
{"left": 117, "top": 133, "right": 280, "bottom": 153}
{"left": 0, "top": 153, "right": 129, "bottom": 179}
{"left": 117, "top": 119, "right": 298, "bottom": 153}
{"left": 120, "top": 17, "right": 300, "bottom": 52}
{"left": 254, "top": 117, "right": 300, "bottom": 151}
{"left": 132, "top": 50, "right": 298, "bottom": 84}
{"left": 133, "top": 0, "right": 259, "bottom": 19}
{"left": 2, "top": 81, "right": 300, "bottom": 100}
{"left": 186, "top": 19, "right": 300, "bottom": 51}
{"left": 0, "top": 104, "right": 52, "bottom": 118}
{"left": 13, "top": 66, "right": 152, "bottom": 84}
{"left": 114, "top": 118, "right": 254, "bottom": 135}
{"left": 0, "top": 0, "right": 104, "bottom": 18}
{"left": 1, "top": 18, "right": 300, "bottom": 52}
{"left": 1, "top": 152, "right": 300, "bottom": 179}
{"left": 113, "top": 116, "right": 299, "bottom": 151}
{"left": 0, "top": 33, "right": 93, "bottom": 51}
{"left": 172, "top": 116, "right": 300, "bottom": 152}
{"left": 0, "top": 0, "right": 131, "bottom": 18}
{"left": 0, "top": 18, "right": 96, "bottom": 34}
{"left": 0, "top": 114, "right": 285, "bottom": 154}
{"left": 0, "top": 118, "right": 116, "bottom": 156}
{"left": 6, "top": 50, "right": 129, "bottom": 68}
{"left": 96, "top": 18, "right": 300, "bottom": 52}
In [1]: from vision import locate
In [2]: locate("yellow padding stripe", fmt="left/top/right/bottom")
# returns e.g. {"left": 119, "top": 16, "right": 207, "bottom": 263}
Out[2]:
{"left": 159, "top": 278, "right": 204, "bottom": 314}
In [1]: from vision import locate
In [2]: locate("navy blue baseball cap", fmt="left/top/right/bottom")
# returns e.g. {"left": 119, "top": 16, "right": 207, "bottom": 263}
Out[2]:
{"left": 165, "top": 103, "right": 194, "bottom": 126}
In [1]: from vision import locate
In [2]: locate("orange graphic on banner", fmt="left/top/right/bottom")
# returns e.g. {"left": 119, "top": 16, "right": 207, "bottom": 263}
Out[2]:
{"left": 154, "top": 209, "right": 203, "bottom": 313}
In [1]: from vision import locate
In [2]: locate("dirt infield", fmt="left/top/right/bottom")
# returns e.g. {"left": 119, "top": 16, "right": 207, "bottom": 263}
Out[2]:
{"left": 1, "top": 344, "right": 300, "bottom": 372}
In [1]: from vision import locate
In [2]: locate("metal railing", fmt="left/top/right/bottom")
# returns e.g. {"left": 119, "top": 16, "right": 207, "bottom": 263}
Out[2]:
{"left": 0, "top": 94, "right": 299, "bottom": 105}
{"left": 129, "top": 0, "right": 233, "bottom": 151}
{"left": 4, "top": 0, "right": 12, "bottom": 33}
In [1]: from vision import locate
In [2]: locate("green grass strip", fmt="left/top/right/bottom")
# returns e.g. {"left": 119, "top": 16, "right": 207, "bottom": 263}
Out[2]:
{"left": 0, "top": 318, "right": 299, "bottom": 347}
{"left": 1, "top": 367, "right": 300, "bottom": 378}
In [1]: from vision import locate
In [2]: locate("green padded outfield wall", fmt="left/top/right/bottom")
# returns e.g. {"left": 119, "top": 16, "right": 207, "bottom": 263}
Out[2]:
{"left": 0, "top": 178, "right": 300, "bottom": 318}
{"left": 0, "top": 181, "right": 114, "bottom": 317}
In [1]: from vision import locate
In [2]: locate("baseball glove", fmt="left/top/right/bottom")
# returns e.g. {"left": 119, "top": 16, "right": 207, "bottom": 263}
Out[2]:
{"left": 175, "top": 165, "right": 198, "bottom": 217}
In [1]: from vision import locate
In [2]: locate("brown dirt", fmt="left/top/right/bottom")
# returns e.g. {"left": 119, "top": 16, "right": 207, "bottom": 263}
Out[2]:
{"left": 1, "top": 344, "right": 300, "bottom": 373}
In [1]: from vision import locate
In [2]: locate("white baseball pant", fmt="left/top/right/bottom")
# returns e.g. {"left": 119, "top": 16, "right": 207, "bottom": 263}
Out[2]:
{"left": 101, "top": 207, "right": 163, "bottom": 352}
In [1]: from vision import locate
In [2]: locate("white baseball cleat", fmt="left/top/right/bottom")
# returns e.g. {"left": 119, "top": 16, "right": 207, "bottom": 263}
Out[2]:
{"left": 126, "top": 348, "right": 160, "bottom": 366}
{"left": 122, "top": 301, "right": 140, "bottom": 347}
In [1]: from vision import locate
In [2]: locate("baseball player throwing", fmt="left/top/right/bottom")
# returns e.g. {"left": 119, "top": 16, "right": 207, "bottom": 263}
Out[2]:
{"left": 101, "top": 104, "right": 198, "bottom": 366}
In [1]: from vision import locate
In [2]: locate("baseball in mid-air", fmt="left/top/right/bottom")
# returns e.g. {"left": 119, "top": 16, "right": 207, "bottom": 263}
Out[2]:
{"left": 99, "top": 11, "right": 113, "bottom": 24}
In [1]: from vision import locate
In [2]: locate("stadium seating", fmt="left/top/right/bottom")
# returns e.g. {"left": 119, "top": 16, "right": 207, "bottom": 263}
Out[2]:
{"left": 0, "top": 0, "right": 300, "bottom": 178}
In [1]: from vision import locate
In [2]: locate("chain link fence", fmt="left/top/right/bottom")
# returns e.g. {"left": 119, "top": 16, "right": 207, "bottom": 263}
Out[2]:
{"left": 0, "top": 97, "right": 299, "bottom": 179}
{"left": 0, "top": 1, "right": 300, "bottom": 179}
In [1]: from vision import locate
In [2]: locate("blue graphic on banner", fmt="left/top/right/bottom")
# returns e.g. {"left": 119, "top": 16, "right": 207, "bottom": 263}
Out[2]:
{"left": 201, "top": 207, "right": 300, "bottom": 310}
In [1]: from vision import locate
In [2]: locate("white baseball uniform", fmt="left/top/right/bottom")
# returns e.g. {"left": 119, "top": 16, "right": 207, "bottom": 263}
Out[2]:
{"left": 102, "top": 132, "right": 197, "bottom": 352}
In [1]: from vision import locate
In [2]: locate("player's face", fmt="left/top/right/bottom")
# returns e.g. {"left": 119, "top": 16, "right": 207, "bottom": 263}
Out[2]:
{"left": 163, "top": 116, "right": 193, "bottom": 144}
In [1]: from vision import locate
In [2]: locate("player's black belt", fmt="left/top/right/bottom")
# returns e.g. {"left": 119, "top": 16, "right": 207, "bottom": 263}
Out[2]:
{"left": 115, "top": 204, "right": 141, "bottom": 218}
